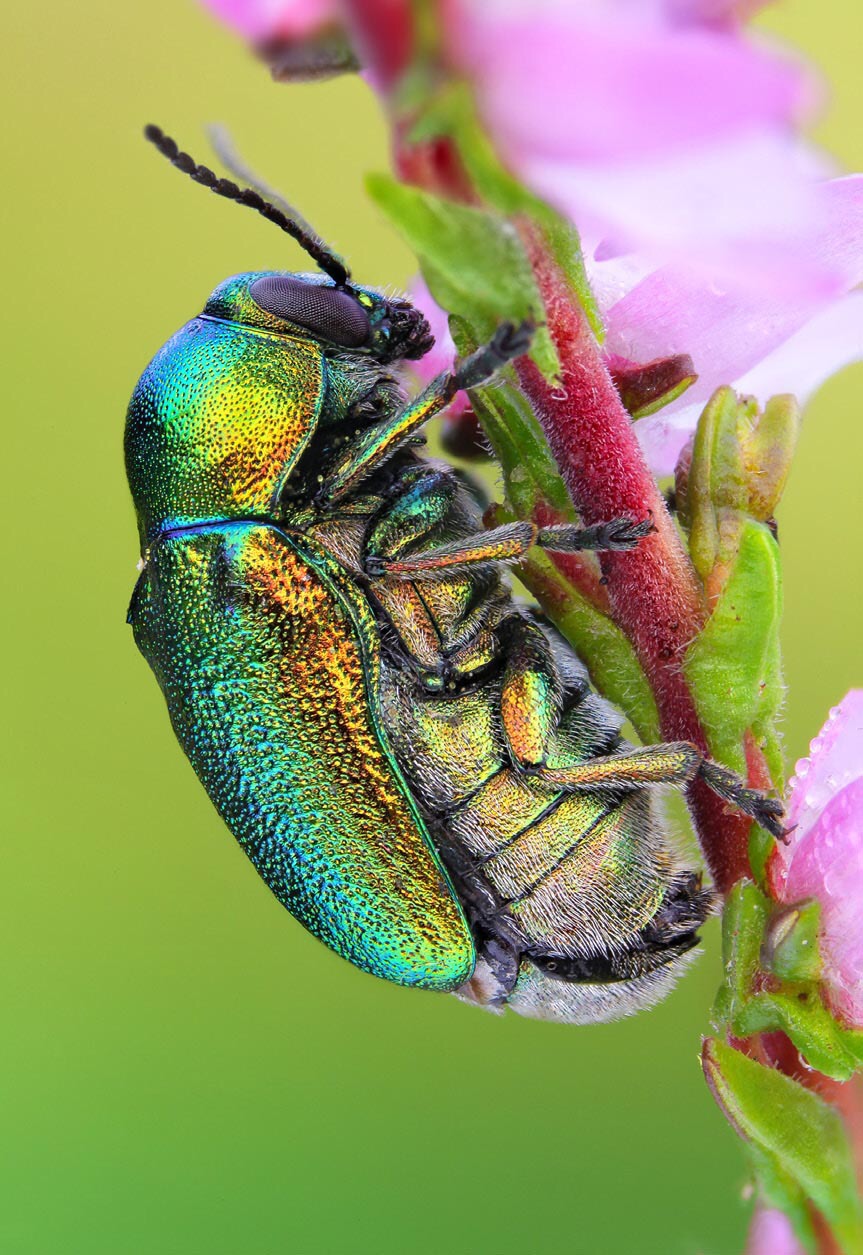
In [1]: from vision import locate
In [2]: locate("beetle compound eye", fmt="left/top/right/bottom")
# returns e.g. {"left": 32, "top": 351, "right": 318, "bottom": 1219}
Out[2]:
{"left": 250, "top": 276, "right": 371, "bottom": 348}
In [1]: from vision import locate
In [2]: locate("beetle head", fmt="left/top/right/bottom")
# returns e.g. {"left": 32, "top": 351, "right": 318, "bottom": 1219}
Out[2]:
{"left": 206, "top": 271, "right": 434, "bottom": 365}
{"left": 144, "top": 126, "right": 434, "bottom": 365}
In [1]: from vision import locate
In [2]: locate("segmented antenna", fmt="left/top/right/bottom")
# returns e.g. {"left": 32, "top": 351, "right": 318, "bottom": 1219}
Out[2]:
{"left": 144, "top": 124, "right": 350, "bottom": 287}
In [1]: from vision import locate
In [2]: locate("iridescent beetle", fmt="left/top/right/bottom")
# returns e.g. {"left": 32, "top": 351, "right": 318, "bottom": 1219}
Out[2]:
{"left": 126, "top": 127, "right": 784, "bottom": 1024}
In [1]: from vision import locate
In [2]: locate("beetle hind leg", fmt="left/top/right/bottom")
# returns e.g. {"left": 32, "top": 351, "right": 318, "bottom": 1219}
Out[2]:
{"left": 530, "top": 740, "right": 786, "bottom": 838}
{"left": 697, "top": 759, "right": 786, "bottom": 839}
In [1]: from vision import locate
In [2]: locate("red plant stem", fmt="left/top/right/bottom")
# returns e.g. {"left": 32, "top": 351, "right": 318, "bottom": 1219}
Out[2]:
{"left": 517, "top": 228, "right": 767, "bottom": 893}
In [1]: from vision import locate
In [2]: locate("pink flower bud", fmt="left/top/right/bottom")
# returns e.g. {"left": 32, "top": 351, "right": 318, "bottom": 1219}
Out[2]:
{"left": 769, "top": 690, "right": 863, "bottom": 1027}
{"left": 745, "top": 1205, "right": 806, "bottom": 1255}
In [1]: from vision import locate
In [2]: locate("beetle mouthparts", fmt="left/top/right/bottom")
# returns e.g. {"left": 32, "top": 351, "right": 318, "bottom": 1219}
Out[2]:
{"left": 380, "top": 298, "right": 435, "bottom": 363}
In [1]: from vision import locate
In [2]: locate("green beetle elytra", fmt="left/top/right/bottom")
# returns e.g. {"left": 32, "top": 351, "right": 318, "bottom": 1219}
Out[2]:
{"left": 126, "top": 127, "right": 783, "bottom": 1023}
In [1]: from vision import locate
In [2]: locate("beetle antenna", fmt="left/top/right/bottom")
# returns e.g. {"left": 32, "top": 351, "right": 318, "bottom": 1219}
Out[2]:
{"left": 144, "top": 123, "right": 350, "bottom": 287}
{"left": 207, "top": 124, "right": 328, "bottom": 253}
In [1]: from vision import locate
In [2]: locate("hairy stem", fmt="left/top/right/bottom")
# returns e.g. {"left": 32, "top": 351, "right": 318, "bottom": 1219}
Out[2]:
{"left": 516, "top": 226, "right": 770, "bottom": 892}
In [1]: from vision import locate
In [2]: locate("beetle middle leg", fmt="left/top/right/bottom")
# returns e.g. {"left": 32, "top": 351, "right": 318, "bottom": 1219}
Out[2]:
{"left": 364, "top": 516, "right": 653, "bottom": 579}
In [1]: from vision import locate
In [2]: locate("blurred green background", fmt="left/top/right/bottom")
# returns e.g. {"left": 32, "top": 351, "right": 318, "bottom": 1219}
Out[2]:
{"left": 3, "top": 2, "right": 860, "bottom": 1252}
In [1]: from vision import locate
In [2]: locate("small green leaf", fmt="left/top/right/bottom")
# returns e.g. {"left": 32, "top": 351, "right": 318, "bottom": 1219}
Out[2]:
{"left": 684, "top": 389, "right": 800, "bottom": 575}
{"left": 366, "top": 172, "right": 559, "bottom": 381}
{"left": 737, "top": 990, "right": 860, "bottom": 1081}
{"left": 764, "top": 901, "right": 823, "bottom": 984}
{"left": 703, "top": 1038, "right": 863, "bottom": 1254}
{"left": 715, "top": 886, "right": 858, "bottom": 1080}
{"left": 684, "top": 520, "right": 783, "bottom": 781}
{"left": 744, "top": 393, "right": 801, "bottom": 522}
{"left": 686, "top": 388, "right": 753, "bottom": 575}
{"left": 714, "top": 881, "right": 769, "bottom": 1029}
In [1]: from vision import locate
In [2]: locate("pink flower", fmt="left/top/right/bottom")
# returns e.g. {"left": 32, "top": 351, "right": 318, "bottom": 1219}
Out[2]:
{"left": 201, "top": 0, "right": 335, "bottom": 43}
{"left": 200, "top": 0, "right": 862, "bottom": 476}
{"left": 769, "top": 691, "right": 863, "bottom": 1028}
{"left": 443, "top": 0, "right": 863, "bottom": 475}
{"left": 407, "top": 278, "right": 460, "bottom": 389}
{"left": 596, "top": 176, "right": 863, "bottom": 473}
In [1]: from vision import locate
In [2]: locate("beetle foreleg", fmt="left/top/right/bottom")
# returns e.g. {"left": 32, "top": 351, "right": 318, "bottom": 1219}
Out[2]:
{"left": 365, "top": 469, "right": 459, "bottom": 569}
{"left": 321, "top": 321, "right": 533, "bottom": 506}
{"left": 537, "top": 517, "right": 654, "bottom": 553}
{"left": 449, "top": 320, "right": 535, "bottom": 391}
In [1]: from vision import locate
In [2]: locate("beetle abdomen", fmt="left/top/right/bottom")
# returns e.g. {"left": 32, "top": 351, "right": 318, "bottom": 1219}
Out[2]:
{"left": 130, "top": 520, "right": 475, "bottom": 989}
{"left": 381, "top": 658, "right": 673, "bottom": 948}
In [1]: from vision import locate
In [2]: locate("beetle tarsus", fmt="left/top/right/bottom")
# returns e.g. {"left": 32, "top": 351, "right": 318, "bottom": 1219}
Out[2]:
{"left": 537, "top": 516, "right": 654, "bottom": 554}
{"left": 697, "top": 760, "right": 786, "bottom": 840}
{"left": 451, "top": 319, "right": 535, "bottom": 393}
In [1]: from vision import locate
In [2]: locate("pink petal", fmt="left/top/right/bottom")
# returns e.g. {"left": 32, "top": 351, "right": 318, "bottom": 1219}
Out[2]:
{"left": 784, "top": 777, "right": 863, "bottom": 1025}
{"left": 442, "top": 0, "right": 859, "bottom": 472}
{"left": 604, "top": 175, "right": 863, "bottom": 384}
{"left": 407, "top": 277, "right": 455, "bottom": 379}
{"left": 745, "top": 1206, "right": 806, "bottom": 1255}
{"left": 449, "top": 4, "right": 812, "bottom": 165}
{"left": 669, "top": 0, "right": 773, "bottom": 24}
{"left": 601, "top": 175, "right": 863, "bottom": 473}
{"left": 732, "top": 291, "right": 863, "bottom": 405}
{"left": 199, "top": 0, "right": 335, "bottom": 41}
{"left": 785, "top": 691, "right": 863, "bottom": 849}
{"left": 770, "top": 691, "right": 863, "bottom": 1026}
{"left": 635, "top": 291, "right": 863, "bottom": 475}
{"left": 530, "top": 133, "right": 832, "bottom": 261}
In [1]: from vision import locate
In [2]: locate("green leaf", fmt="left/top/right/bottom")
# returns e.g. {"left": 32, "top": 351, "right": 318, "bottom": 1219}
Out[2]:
{"left": 404, "top": 82, "right": 602, "bottom": 336}
{"left": 366, "top": 172, "right": 559, "bottom": 381}
{"left": 713, "top": 881, "right": 769, "bottom": 1030}
{"left": 684, "top": 520, "right": 783, "bottom": 781}
{"left": 703, "top": 1038, "right": 863, "bottom": 1254}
